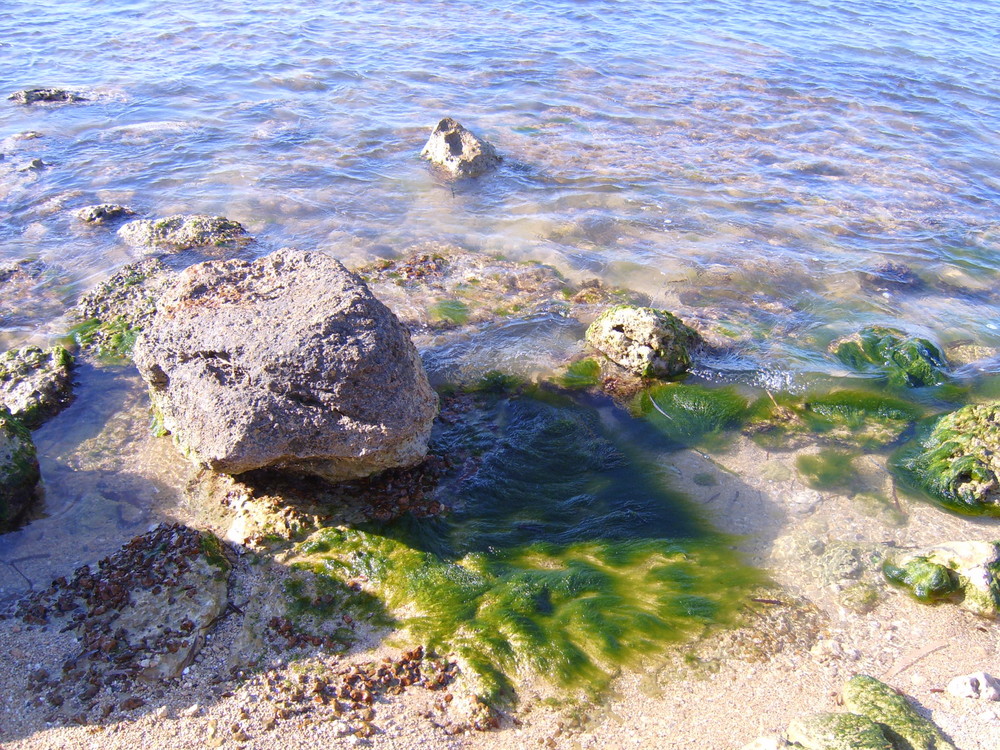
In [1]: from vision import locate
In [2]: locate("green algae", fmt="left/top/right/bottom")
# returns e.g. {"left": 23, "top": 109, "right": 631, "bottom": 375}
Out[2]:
{"left": 0, "top": 407, "right": 40, "bottom": 531}
{"left": 66, "top": 316, "right": 140, "bottom": 362}
{"left": 634, "top": 383, "right": 750, "bottom": 449}
{"left": 429, "top": 299, "right": 471, "bottom": 325}
{"left": 291, "top": 391, "right": 760, "bottom": 702}
{"left": 786, "top": 712, "right": 893, "bottom": 750}
{"left": 557, "top": 358, "right": 602, "bottom": 389}
{"left": 882, "top": 557, "right": 959, "bottom": 603}
{"left": 796, "top": 450, "right": 862, "bottom": 493}
{"left": 843, "top": 675, "right": 957, "bottom": 750}
{"left": 833, "top": 326, "right": 949, "bottom": 389}
{"left": 891, "top": 403, "right": 1000, "bottom": 516}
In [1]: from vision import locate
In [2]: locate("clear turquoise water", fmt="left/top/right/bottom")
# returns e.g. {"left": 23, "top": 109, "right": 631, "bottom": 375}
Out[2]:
{"left": 2, "top": 0, "right": 999, "bottom": 372}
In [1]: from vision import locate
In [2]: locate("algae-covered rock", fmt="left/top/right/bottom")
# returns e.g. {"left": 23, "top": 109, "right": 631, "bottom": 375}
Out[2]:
{"left": 843, "top": 675, "right": 958, "bottom": 750}
{"left": 635, "top": 383, "right": 749, "bottom": 448}
{"left": 833, "top": 326, "right": 949, "bottom": 388}
{"left": 8, "top": 88, "right": 86, "bottom": 104}
{"left": 586, "top": 305, "right": 700, "bottom": 379}
{"left": 0, "top": 345, "right": 74, "bottom": 428}
{"left": 117, "top": 214, "right": 250, "bottom": 254}
{"left": 786, "top": 712, "right": 892, "bottom": 750}
{"left": 893, "top": 402, "right": 1000, "bottom": 514}
{"left": 75, "top": 203, "right": 135, "bottom": 224}
{"left": 885, "top": 542, "right": 1000, "bottom": 618}
{"left": 134, "top": 248, "right": 438, "bottom": 482}
{"left": 421, "top": 117, "right": 501, "bottom": 177}
{"left": 882, "top": 556, "right": 959, "bottom": 603}
{"left": 0, "top": 407, "right": 40, "bottom": 532}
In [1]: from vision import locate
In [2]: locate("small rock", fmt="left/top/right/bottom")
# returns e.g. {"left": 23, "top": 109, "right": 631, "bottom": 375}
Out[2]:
{"left": 18, "top": 158, "right": 48, "bottom": 172}
{"left": 947, "top": 672, "right": 1000, "bottom": 701}
{"left": 8, "top": 88, "right": 86, "bottom": 105}
{"left": 75, "top": 204, "right": 136, "bottom": 225}
{"left": 120, "top": 696, "right": 145, "bottom": 711}
{"left": 180, "top": 703, "right": 202, "bottom": 717}
{"left": 0, "top": 345, "right": 74, "bottom": 428}
{"left": 117, "top": 214, "right": 250, "bottom": 254}
{"left": 884, "top": 541, "right": 1000, "bottom": 618}
{"left": 585, "top": 304, "right": 700, "bottom": 379}
{"left": 420, "top": 118, "right": 501, "bottom": 178}
{"left": 843, "top": 675, "right": 957, "bottom": 750}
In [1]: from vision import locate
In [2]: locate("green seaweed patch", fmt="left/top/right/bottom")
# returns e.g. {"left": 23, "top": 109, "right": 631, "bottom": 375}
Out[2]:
{"left": 66, "top": 316, "right": 140, "bottom": 362}
{"left": 796, "top": 450, "right": 862, "bottom": 493}
{"left": 634, "top": 384, "right": 750, "bottom": 449}
{"left": 429, "top": 299, "right": 471, "bottom": 325}
{"left": 748, "top": 389, "right": 921, "bottom": 451}
{"left": 291, "top": 392, "right": 761, "bottom": 703}
{"left": 199, "top": 531, "right": 232, "bottom": 574}
{"left": 833, "top": 326, "right": 950, "bottom": 389}
{"left": 891, "top": 403, "right": 1000, "bottom": 516}
{"left": 843, "top": 675, "right": 958, "bottom": 750}
{"left": 882, "top": 557, "right": 959, "bottom": 603}
{"left": 557, "top": 359, "right": 602, "bottom": 390}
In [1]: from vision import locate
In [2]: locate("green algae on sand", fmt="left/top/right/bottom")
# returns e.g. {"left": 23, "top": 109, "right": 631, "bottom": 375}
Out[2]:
{"left": 635, "top": 383, "right": 750, "bottom": 449}
{"left": 289, "top": 390, "right": 760, "bottom": 702}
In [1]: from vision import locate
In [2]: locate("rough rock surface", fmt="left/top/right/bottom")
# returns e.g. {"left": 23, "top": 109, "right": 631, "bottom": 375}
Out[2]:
{"left": 0, "top": 407, "right": 40, "bottom": 532}
{"left": 947, "top": 672, "right": 1000, "bottom": 701}
{"left": 786, "top": 712, "right": 892, "bottom": 750}
{"left": 8, "top": 88, "right": 86, "bottom": 104}
{"left": 420, "top": 118, "right": 501, "bottom": 177}
{"left": 585, "top": 304, "right": 700, "bottom": 378}
{"left": 117, "top": 214, "right": 250, "bottom": 254}
{"left": 885, "top": 541, "right": 1000, "bottom": 618}
{"left": 133, "top": 248, "right": 438, "bottom": 481}
{"left": 0, "top": 345, "right": 74, "bottom": 428}
{"left": 75, "top": 203, "right": 135, "bottom": 224}
{"left": 843, "top": 675, "right": 958, "bottom": 750}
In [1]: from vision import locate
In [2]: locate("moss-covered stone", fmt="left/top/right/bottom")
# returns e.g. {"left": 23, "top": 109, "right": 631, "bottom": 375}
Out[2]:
{"left": 0, "top": 344, "right": 74, "bottom": 428}
{"left": 67, "top": 316, "right": 141, "bottom": 362}
{"left": 833, "top": 326, "right": 949, "bottom": 388}
{"left": 0, "top": 407, "right": 40, "bottom": 532}
{"left": 843, "top": 675, "right": 957, "bottom": 750}
{"left": 634, "top": 383, "right": 750, "bottom": 448}
{"left": 786, "top": 712, "right": 892, "bottom": 750}
{"left": 117, "top": 214, "right": 250, "bottom": 254}
{"left": 882, "top": 557, "right": 959, "bottom": 602}
{"left": 586, "top": 305, "right": 700, "bottom": 379}
{"left": 892, "top": 402, "right": 1000, "bottom": 515}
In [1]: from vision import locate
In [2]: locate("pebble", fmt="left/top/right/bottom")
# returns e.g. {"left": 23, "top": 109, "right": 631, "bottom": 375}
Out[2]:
{"left": 948, "top": 672, "right": 1000, "bottom": 701}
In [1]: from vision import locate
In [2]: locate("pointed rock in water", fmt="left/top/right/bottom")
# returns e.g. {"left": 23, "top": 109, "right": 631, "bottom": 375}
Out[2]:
{"left": 586, "top": 304, "right": 700, "bottom": 378}
{"left": 832, "top": 325, "right": 949, "bottom": 388}
{"left": 843, "top": 675, "right": 958, "bottom": 750}
{"left": 884, "top": 541, "right": 1000, "bottom": 618}
{"left": 133, "top": 248, "right": 438, "bottom": 482}
{"left": 0, "top": 344, "right": 74, "bottom": 428}
{"left": 421, "top": 117, "right": 501, "bottom": 177}
{"left": 8, "top": 88, "right": 86, "bottom": 104}
{"left": 75, "top": 203, "right": 135, "bottom": 225}
{"left": 0, "top": 407, "right": 40, "bottom": 533}
{"left": 786, "top": 712, "right": 892, "bottom": 750}
{"left": 117, "top": 214, "right": 251, "bottom": 254}
{"left": 895, "top": 402, "right": 1000, "bottom": 514}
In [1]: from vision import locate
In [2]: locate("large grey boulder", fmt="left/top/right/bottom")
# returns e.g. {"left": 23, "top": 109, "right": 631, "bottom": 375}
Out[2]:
{"left": 0, "top": 407, "right": 40, "bottom": 532}
{"left": 133, "top": 248, "right": 438, "bottom": 482}
{"left": 421, "top": 118, "right": 501, "bottom": 177}
{"left": 586, "top": 305, "right": 700, "bottom": 378}
{"left": 118, "top": 214, "right": 250, "bottom": 254}
{"left": 0, "top": 345, "right": 74, "bottom": 428}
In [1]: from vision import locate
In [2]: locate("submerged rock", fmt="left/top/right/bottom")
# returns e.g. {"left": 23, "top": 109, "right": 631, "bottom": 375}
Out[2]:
{"left": 8, "top": 88, "right": 86, "bottom": 104}
{"left": 0, "top": 407, "right": 40, "bottom": 532}
{"left": 894, "top": 402, "right": 1000, "bottom": 514}
{"left": 0, "top": 345, "right": 74, "bottom": 428}
{"left": 884, "top": 541, "right": 1000, "bottom": 618}
{"left": 117, "top": 214, "right": 250, "bottom": 254}
{"left": 947, "top": 672, "right": 1000, "bottom": 701}
{"left": 786, "top": 712, "right": 892, "bottom": 750}
{"left": 858, "top": 261, "right": 924, "bottom": 294}
{"left": 421, "top": 118, "right": 501, "bottom": 177}
{"left": 843, "top": 675, "right": 958, "bottom": 750}
{"left": 832, "top": 325, "right": 949, "bottom": 388}
{"left": 74, "top": 203, "right": 135, "bottom": 224}
{"left": 586, "top": 304, "right": 700, "bottom": 379}
{"left": 133, "top": 248, "right": 438, "bottom": 482}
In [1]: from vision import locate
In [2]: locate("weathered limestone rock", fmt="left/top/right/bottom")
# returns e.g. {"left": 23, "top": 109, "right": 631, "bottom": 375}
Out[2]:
{"left": 885, "top": 541, "right": 1000, "bottom": 618}
{"left": 8, "top": 88, "right": 86, "bottom": 104}
{"left": 0, "top": 345, "right": 74, "bottom": 428}
{"left": 786, "top": 712, "right": 891, "bottom": 750}
{"left": 843, "top": 675, "right": 957, "bottom": 750}
{"left": 75, "top": 203, "right": 135, "bottom": 224}
{"left": 947, "top": 672, "right": 1000, "bottom": 701}
{"left": 421, "top": 118, "right": 501, "bottom": 177}
{"left": 586, "top": 305, "right": 700, "bottom": 378}
{"left": 133, "top": 248, "right": 438, "bottom": 482}
{"left": 0, "top": 407, "right": 40, "bottom": 532}
{"left": 118, "top": 214, "right": 250, "bottom": 254}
